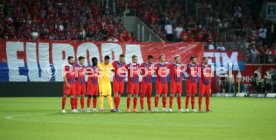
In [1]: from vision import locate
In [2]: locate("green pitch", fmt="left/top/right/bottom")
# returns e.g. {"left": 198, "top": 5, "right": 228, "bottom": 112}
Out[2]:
{"left": 0, "top": 97, "right": 276, "bottom": 140}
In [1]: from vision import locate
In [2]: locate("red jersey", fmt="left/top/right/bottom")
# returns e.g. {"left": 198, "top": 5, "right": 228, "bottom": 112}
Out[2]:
{"left": 112, "top": 61, "right": 126, "bottom": 82}
{"left": 180, "top": 32, "right": 188, "bottom": 41}
{"left": 64, "top": 64, "right": 76, "bottom": 85}
{"left": 75, "top": 64, "right": 86, "bottom": 85}
{"left": 200, "top": 64, "right": 212, "bottom": 85}
{"left": 126, "top": 63, "right": 140, "bottom": 84}
{"left": 197, "top": 32, "right": 204, "bottom": 42}
{"left": 155, "top": 63, "right": 169, "bottom": 84}
{"left": 140, "top": 62, "right": 155, "bottom": 83}
{"left": 169, "top": 63, "right": 186, "bottom": 83}
{"left": 187, "top": 63, "right": 199, "bottom": 83}
{"left": 86, "top": 65, "right": 99, "bottom": 85}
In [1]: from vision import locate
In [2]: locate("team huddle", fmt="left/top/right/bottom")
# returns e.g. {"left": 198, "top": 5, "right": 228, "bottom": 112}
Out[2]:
{"left": 61, "top": 54, "right": 212, "bottom": 113}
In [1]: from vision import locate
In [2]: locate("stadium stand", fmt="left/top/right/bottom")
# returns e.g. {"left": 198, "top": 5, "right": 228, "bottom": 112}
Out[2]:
{"left": 0, "top": 0, "right": 275, "bottom": 64}
{"left": 0, "top": 0, "right": 135, "bottom": 42}
{"left": 134, "top": 0, "right": 276, "bottom": 64}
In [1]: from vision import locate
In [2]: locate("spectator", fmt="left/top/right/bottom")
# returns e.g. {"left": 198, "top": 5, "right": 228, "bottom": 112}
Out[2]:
{"left": 259, "top": 25, "right": 267, "bottom": 42}
{"left": 272, "top": 69, "right": 276, "bottom": 92}
{"left": 217, "top": 42, "right": 226, "bottom": 51}
{"left": 164, "top": 21, "right": 173, "bottom": 41}
{"left": 250, "top": 43, "right": 260, "bottom": 63}
{"left": 0, "top": 0, "right": 131, "bottom": 42}
{"left": 253, "top": 67, "right": 262, "bottom": 93}
{"left": 208, "top": 41, "right": 215, "bottom": 50}
{"left": 264, "top": 68, "right": 273, "bottom": 93}
{"left": 226, "top": 74, "right": 236, "bottom": 93}
{"left": 174, "top": 24, "right": 183, "bottom": 41}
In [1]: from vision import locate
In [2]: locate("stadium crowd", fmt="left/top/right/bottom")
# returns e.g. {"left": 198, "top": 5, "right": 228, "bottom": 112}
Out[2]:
{"left": 135, "top": 0, "right": 276, "bottom": 64}
{"left": 0, "top": 0, "right": 275, "bottom": 64}
{"left": 0, "top": 0, "right": 135, "bottom": 42}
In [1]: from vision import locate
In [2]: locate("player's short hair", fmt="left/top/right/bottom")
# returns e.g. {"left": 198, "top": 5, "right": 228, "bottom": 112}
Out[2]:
{"left": 190, "top": 56, "right": 196, "bottom": 60}
{"left": 104, "top": 55, "right": 110, "bottom": 60}
{"left": 174, "top": 55, "right": 180, "bottom": 60}
{"left": 119, "top": 54, "right": 125, "bottom": 58}
{"left": 148, "top": 55, "right": 153, "bottom": 59}
{"left": 132, "top": 55, "right": 137, "bottom": 59}
{"left": 159, "top": 54, "right": 165, "bottom": 60}
{"left": 78, "top": 56, "right": 85, "bottom": 60}
{"left": 202, "top": 57, "right": 207, "bottom": 60}
{"left": 67, "top": 56, "right": 73, "bottom": 60}
{"left": 91, "top": 57, "right": 97, "bottom": 62}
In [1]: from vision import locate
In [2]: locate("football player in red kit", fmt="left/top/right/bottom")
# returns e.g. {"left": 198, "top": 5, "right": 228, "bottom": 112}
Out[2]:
{"left": 185, "top": 56, "right": 199, "bottom": 112}
{"left": 168, "top": 56, "right": 186, "bottom": 112}
{"left": 112, "top": 54, "right": 126, "bottom": 112}
{"left": 199, "top": 57, "right": 212, "bottom": 112}
{"left": 62, "top": 56, "right": 77, "bottom": 113}
{"left": 86, "top": 57, "right": 99, "bottom": 112}
{"left": 140, "top": 55, "right": 154, "bottom": 112}
{"left": 154, "top": 54, "right": 169, "bottom": 112}
{"left": 75, "top": 56, "right": 86, "bottom": 112}
{"left": 126, "top": 55, "right": 140, "bottom": 112}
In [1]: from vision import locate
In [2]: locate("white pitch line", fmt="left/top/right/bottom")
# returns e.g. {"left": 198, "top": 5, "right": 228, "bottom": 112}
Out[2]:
{"left": 4, "top": 114, "right": 62, "bottom": 123}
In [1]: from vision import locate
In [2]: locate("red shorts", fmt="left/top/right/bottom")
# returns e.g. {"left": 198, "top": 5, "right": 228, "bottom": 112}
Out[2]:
{"left": 141, "top": 82, "right": 152, "bottom": 95}
{"left": 187, "top": 81, "right": 197, "bottom": 94}
{"left": 76, "top": 82, "right": 86, "bottom": 95}
{"left": 87, "top": 83, "right": 99, "bottom": 96}
{"left": 200, "top": 84, "right": 211, "bottom": 95}
{"left": 156, "top": 82, "right": 168, "bottom": 94}
{"left": 127, "top": 83, "right": 139, "bottom": 94}
{"left": 63, "top": 83, "right": 76, "bottom": 95}
{"left": 171, "top": 82, "right": 182, "bottom": 94}
{"left": 113, "top": 80, "right": 124, "bottom": 94}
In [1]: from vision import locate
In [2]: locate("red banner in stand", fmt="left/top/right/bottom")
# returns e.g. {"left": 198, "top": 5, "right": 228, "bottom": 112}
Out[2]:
{"left": 0, "top": 40, "right": 204, "bottom": 82}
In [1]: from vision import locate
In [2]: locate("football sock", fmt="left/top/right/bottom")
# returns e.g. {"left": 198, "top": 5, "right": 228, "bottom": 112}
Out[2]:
{"left": 154, "top": 96, "right": 159, "bottom": 108}
{"left": 87, "top": 97, "right": 91, "bottom": 108}
{"left": 127, "top": 97, "right": 130, "bottom": 109}
{"left": 177, "top": 96, "right": 181, "bottom": 110}
{"left": 114, "top": 97, "right": 118, "bottom": 109}
{"left": 169, "top": 96, "right": 173, "bottom": 109}
{"left": 140, "top": 94, "right": 144, "bottom": 110}
{"left": 133, "top": 97, "right": 137, "bottom": 109}
{"left": 62, "top": 97, "right": 66, "bottom": 110}
{"left": 93, "top": 97, "right": 97, "bottom": 109}
{"left": 191, "top": 96, "right": 195, "bottom": 109}
{"left": 74, "top": 97, "right": 78, "bottom": 109}
{"left": 206, "top": 95, "right": 210, "bottom": 110}
{"left": 117, "top": 97, "right": 120, "bottom": 109}
{"left": 147, "top": 94, "right": 151, "bottom": 110}
{"left": 198, "top": 95, "right": 202, "bottom": 110}
{"left": 162, "top": 96, "right": 167, "bottom": 108}
{"left": 70, "top": 97, "right": 74, "bottom": 110}
{"left": 100, "top": 95, "right": 104, "bottom": 109}
{"left": 80, "top": 97, "right": 84, "bottom": 109}
{"left": 185, "top": 95, "right": 190, "bottom": 109}
{"left": 107, "top": 95, "right": 113, "bottom": 109}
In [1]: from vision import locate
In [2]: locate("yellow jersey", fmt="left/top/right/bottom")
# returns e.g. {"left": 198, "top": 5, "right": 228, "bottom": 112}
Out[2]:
{"left": 98, "top": 63, "right": 114, "bottom": 96}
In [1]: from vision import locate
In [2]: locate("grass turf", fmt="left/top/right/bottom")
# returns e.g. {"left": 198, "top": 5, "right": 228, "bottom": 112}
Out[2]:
{"left": 0, "top": 97, "right": 276, "bottom": 140}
